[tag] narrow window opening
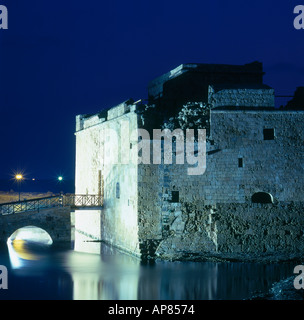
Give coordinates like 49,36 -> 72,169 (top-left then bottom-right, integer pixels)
263,128 -> 275,140
116,182 -> 120,199
170,191 -> 179,203
98,170 -> 102,198
238,158 -> 243,168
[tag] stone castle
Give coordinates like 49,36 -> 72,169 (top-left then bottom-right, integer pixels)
74,62 -> 304,261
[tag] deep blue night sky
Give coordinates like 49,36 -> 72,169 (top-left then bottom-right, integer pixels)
0,0 -> 303,181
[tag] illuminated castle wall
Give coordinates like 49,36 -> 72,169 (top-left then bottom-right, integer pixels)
75,62 -> 304,261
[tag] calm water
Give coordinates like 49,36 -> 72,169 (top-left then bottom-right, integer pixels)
0,240 -> 296,300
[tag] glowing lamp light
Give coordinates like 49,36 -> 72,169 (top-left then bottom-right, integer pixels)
58,176 -> 63,181
14,173 -> 24,202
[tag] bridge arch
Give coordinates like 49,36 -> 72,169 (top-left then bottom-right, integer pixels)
8,226 -> 53,245
5,222 -> 58,245
0,207 -> 72,243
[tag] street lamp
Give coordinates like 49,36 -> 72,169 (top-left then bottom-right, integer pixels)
15,174 -> 23,202
57,176 -> 64,196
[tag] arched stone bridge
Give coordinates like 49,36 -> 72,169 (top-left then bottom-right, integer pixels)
0,195 -> 102,243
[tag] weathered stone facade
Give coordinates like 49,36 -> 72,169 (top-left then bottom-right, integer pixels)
75,62 -> 304,261
208,85 -> 275,108
75,103 -> 140,256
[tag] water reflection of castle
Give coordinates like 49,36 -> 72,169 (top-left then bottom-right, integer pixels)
70,256 -> 291,300
7,240 -> 293,300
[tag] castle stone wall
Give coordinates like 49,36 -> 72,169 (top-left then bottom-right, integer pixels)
137,110 -> 304,260
75,101 -> 304,261
209,110 -> 304,203
75,106 -> 140,257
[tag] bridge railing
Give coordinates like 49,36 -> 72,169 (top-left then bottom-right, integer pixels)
0,196 -> 63,215
0,194 -> 103,215
63,194 -> 102,208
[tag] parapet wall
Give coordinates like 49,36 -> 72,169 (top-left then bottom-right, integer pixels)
208,85 -> 275,108
76,100 -> 136,132
148,61 -> 264,101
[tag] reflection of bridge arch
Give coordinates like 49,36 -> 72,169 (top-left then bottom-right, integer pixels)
0,207 -> 72,243
8,226 -> 53,245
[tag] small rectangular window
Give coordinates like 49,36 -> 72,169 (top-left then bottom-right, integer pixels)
238,158 -> 243,168
170,191 -> 179,203
263,128 -> 275,140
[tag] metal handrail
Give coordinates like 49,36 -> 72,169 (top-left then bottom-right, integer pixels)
0,194 -> 103,215
63,194 -> 102,208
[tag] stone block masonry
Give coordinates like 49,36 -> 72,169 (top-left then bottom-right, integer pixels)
75,102 -> 141,257
209,110 -> 304,203
75,62 -> 304,261
75,107 -> 304,261
137,109 -> 304,261
0,207 -> 72,243
216,202 -> 304,255
208,85 -> 275,108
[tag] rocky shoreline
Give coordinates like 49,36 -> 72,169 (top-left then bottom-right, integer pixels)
250,276 -> 304,300
155,250 -> 304,264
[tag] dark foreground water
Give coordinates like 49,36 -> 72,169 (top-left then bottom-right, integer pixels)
0,241 -> 296,300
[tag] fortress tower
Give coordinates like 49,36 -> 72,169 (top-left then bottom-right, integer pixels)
75,62 -> 304,261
